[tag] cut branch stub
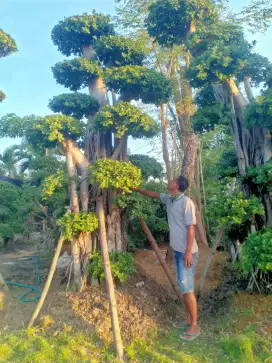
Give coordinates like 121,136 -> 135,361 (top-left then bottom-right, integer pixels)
51,12 -> 115,57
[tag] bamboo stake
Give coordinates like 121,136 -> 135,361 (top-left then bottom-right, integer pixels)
96,197 -> 124,362
197,226 -> 225,298
138,217 -> 183,302
28,235 -> 64,328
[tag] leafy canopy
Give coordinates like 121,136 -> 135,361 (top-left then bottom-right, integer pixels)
94,102 -> 158,138
244,88 -> 272,130
35,114 -> 85,143
236,52 -> 272,86
0,114 -> 39,138
245,162 -> 272,193
90,159 -> 142,194
51,12 -> 115,56
0,182 -> 40,240
192,103 -> 230,133
129,154 -> 164,180
94,35 -> 146,66
58,212 -> 98,241
104,66 -> 171,105
48,93 -> 99,120
209,191 -> 264,225
89,250 -> 136,282
147,0 -> 218,47
52,58 -> 102,92
0,29 -> 17,58
241,228 -> 272,273
0,91 -> 5,103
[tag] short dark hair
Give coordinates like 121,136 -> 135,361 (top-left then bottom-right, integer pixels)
176,175 -> 189,192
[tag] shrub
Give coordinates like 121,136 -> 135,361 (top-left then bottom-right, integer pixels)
241,228 -> 272,273
88,250 -> 136,282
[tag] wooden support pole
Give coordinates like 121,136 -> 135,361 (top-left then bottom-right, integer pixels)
28,235 -> 64,328
96,197 -> 124,362
197,226 -> 225,298
138,217 -> 183,302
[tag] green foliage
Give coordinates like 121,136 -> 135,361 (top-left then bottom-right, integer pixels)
236,53 -> 272,86
117,181 -> 168,249
245,162 -> 272,193
52,58 -> 102,92
0,145 -> 22,178
240,0 -> 272,34
0,90 -> 5,103
58,212 -> 98,241
104,66 -> 171,105
35,114 -> 85,143
0,29 -> 17,58
217,150 -> 239,179
0,114 -> 39,138
192,103 -> 231,133
51,12 -> 115,57
187,43 -> 249,88
244,88 -> 272,129
48,93 -> 99,120
94,35 -> 146,66
147,0 -> 218,47
209,191 -> 264,225
129,154 -> 164,180
94,102 -> 158,138
187,21 -> 252,87
0,182 -> 40,241
42,171 -> 66,200
89,250 -> 136,282
241,228 -> 272,273
90,159 -> 142,194
194,85 -> 216,107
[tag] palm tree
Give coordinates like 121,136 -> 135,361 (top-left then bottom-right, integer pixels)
0,145 -> 21,178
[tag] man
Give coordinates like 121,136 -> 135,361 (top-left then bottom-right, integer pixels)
133,175 -> 200,341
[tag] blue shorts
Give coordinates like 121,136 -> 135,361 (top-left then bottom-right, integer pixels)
174,251 -> 199,294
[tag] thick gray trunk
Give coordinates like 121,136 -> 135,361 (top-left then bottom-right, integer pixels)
243,76 -> 255,103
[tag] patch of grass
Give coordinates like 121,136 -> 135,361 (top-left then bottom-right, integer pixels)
0,293 -> 271,362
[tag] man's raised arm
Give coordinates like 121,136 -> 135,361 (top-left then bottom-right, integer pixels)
133,188 -> 160,199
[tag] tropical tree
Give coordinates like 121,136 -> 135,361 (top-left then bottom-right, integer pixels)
0,29 -> 17,102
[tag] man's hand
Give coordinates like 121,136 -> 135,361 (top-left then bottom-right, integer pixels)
184,251 -> 193,268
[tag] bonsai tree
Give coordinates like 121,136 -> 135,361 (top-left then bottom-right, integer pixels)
21,11 -> 170,289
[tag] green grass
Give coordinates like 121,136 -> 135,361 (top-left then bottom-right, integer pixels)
0,294 -> 271,363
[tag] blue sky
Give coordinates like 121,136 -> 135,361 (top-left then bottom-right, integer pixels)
0,0 -> 271,153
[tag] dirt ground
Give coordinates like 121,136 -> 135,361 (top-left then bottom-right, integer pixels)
0,241 -> 227,344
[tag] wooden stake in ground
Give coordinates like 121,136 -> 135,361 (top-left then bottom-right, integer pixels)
138,217 -> 183,302
197,226 -> 225,298
28,235 -> 64,328
96,197 -> 124,362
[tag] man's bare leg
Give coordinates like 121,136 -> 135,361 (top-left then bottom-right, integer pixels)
183,292 -> 200,334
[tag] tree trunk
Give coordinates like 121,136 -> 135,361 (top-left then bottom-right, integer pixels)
243,76 -> 255,102
65,147 -> 82,290
160,103 -> 172,180
197,227 -> 225,298
96,197 -> 124,361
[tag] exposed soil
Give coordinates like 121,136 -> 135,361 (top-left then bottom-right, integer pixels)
0,240 -> 228,344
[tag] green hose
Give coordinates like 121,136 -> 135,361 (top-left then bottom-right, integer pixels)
5,256 -> 41,303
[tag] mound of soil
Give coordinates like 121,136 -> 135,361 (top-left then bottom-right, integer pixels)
67,273 -> 183,345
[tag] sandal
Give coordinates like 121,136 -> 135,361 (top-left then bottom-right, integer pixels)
173,322 -> 190,329
179,333 -> 201,342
